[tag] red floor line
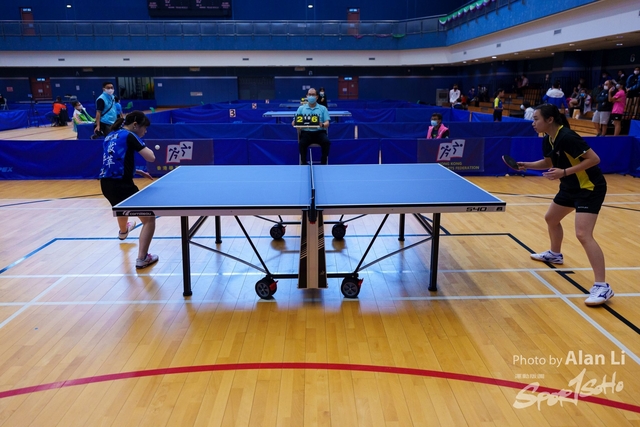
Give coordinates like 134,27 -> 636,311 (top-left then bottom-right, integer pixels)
0,362 -> 638,413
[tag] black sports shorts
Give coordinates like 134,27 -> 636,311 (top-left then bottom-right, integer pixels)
553,184 -> 607,214
100,178 -> 139,207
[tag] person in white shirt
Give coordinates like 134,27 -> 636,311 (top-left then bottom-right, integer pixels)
449,84 -> 461,105
522,101 -> 535,120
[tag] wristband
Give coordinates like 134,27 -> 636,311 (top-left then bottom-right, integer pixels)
563,169 -> 567,177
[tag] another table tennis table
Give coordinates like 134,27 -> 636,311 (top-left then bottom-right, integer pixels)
114,164 -> 505,298
263,110 -> 352,123
279,103 -> 338,109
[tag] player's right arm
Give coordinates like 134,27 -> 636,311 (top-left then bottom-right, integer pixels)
129,134 -> 155,162
520,158 -> 552,170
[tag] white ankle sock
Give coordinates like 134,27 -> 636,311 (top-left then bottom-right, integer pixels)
594,282 -> 608,287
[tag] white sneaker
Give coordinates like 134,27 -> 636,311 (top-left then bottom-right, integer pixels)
585,284 -> 614,306
136,253 -> 159,269
530,250 -> 563,264
118,221 -> 136,240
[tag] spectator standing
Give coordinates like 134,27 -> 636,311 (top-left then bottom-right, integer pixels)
114,96 -> 125,118
608,82 -> 626,136
317,87 -> 328,108
599,71 -> 612,86
426,113 -> 450,139
493,88 -> 504,122
94,81 -> 117,139
616,70 -> 625,85
449,84 -> 461,105
522,101 -> 535,121
0,94 -> 7,110
626,67 -> 640,98
543,81 -> 568,113
592,80 -> 613,137
467,87 -> 477,104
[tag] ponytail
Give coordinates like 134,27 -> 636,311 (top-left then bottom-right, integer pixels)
534,103 -> 571,129
109,110 -> 150,133
110,117 -> 125,133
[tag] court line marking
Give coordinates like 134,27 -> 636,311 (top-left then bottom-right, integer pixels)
2,293 -> 640,308
530,271 -> 640,366
0,277 -> 67,330
3,265 -> 640,280
0,362 -> 638,414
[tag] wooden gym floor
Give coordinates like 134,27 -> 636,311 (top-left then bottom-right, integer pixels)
0,125 -> 639,426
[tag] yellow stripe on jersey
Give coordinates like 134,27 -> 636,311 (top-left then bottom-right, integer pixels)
565,151 -> 594,191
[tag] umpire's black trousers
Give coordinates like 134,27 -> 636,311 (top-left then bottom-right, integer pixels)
299,130 -> 331,165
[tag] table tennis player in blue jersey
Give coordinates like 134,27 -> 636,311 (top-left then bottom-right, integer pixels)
292,88 -> 331,164
99,111 -> 159,269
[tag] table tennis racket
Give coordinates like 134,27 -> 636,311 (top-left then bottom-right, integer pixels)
502,154 -> 521,171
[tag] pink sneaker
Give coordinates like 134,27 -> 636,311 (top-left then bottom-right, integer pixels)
118,221 -> 136,240
136,254 -> 159,269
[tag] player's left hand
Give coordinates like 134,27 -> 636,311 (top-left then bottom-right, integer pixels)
542,168 -> 563,180
135,170 -> 154,180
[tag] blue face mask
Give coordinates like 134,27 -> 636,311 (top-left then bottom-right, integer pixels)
307,96 -> 317,104
430,120 -> 438,126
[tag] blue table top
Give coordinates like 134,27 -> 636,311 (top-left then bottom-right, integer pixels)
114,164 -> 505,216
279,103 -> 338,108
263,111 -> 352,118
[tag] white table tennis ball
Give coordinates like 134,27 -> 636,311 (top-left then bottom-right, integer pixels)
155,145 -> 160,150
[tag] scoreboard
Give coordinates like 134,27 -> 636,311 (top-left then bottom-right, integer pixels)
148,0 -> 232,18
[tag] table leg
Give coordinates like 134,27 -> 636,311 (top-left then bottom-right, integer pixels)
215,215 -> 222,244
181,216 -> 192,297
428,213 -> 441,292
398,214 -> 405,241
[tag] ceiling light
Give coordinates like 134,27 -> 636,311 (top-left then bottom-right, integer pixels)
616,43 -> 623,46
513,52 -> 519,55
463,61 -> 467,63
66,4 -> 72,7
576,49 -> 582,51
308,4 -> 313,8
535,49 -> 541,52
569,43 -> 574,46
491,56 -> 497,59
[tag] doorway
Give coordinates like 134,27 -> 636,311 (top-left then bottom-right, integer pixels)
20,7 -> 35,36
338,76 -> 358,100
29,77 -> 52,100
347,8 -> 360,36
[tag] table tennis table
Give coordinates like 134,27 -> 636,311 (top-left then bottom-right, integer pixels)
279,103 -> 338,109
114,164 -> 505,299
263,110 -> 352,123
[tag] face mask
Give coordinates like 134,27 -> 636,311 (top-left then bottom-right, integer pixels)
319,92 -> 324,97
307,96 -> 317,104
430,120 -> 438,126
616,84 -> 621,89
76,105 -> 83,110
580,93 -> 585,97
105,88 -> 114,95
603,85 -> 608,90
635,70 -> 640,75
520,105 -> 524,110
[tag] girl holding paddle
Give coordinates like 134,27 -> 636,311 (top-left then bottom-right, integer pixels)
514,103 -> 612,307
